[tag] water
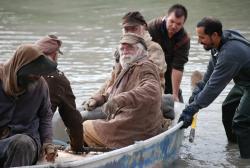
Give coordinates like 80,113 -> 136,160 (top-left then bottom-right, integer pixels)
1,0 -> 250,167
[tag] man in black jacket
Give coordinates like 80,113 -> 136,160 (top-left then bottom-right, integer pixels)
35,35 -> 84,153
148,4 -> 190,102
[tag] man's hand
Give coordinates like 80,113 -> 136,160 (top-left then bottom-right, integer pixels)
82,98 -> 97,111
171,69 -> 183,102
172,94 -> 179,102
162,94 -> 175,120
178,104 -> 200,129
42,143 -> 58,162
103,99 -> 119,119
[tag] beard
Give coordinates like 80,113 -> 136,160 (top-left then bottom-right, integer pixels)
119,46 -> 146,69
203,44 -> 214,51
201,42 -> 214,51
203,45 -> 213,51
201,37 -> 215,51
120,54 -> 138,69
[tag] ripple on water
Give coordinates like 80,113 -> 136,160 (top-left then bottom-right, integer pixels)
1,2 -> 250,167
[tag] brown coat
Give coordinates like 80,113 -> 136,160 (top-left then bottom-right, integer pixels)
96,31 -> 166,96
145,32 -> 166,92
0,44 -> 45,96
91,59 -> 163,148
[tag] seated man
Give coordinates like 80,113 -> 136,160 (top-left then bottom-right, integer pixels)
97,11 -> 166,94
0,44 -> 57,167
82,33 -> 163,148
82,11 -> 174,121
35,35 -> 84,153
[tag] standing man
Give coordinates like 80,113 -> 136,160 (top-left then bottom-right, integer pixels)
179,17 -> 250,158
0,44 -> 57,167
35,35 -> 84,153
82,33 -> 163,148
148,4 -> 190,102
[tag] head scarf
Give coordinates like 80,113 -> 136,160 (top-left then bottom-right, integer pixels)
35,35 -> 63,55
0,44 -> 56,96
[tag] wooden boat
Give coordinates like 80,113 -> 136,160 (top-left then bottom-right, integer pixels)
32,102 -> 185,168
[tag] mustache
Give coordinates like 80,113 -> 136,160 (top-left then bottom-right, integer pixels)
121,54 -> 135,58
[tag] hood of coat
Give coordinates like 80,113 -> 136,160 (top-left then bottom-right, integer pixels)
143,31 -> 152,45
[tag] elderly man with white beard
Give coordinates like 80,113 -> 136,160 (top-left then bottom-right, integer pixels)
82,33 -> 163,148
81,11 -> 176,123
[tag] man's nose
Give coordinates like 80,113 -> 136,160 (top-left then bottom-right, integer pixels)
123,50 -> 129,54
172,23 -> 177,29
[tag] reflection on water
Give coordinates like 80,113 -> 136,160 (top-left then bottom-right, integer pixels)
1,0 -> 250,167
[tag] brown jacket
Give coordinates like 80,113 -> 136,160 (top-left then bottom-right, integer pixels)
91,59 -> 163,148
96,31 -> 166,96
43,70 -> 83,152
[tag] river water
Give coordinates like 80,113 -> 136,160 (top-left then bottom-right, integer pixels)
0,0 -> 250,167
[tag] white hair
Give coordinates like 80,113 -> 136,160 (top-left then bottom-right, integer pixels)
135,43 -> 147,57
119,43 -> 147,68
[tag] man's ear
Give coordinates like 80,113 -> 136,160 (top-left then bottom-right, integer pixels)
212,32 -> 219,39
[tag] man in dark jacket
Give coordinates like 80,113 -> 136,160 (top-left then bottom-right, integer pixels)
148,4 -> 190,102
0,44 -> 57,167
35,35 -> 84,153
179,17 -> 250,158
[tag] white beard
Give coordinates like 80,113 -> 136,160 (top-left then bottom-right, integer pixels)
119,54 -> 137,69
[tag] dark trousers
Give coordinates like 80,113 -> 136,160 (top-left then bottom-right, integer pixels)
222,84 -> 250,158
164,87 -> 183,103
178,89 -> 183,103
164,69 -> 183,103
0,134 -> 37,167
81,107 -> 107,122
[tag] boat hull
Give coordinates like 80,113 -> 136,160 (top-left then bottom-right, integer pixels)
34,102 -> 185,168
73,126 -> 184,168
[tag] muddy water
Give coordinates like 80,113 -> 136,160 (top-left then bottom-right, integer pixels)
1,0 -> 250,167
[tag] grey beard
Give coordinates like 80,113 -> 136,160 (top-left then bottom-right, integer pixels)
120,53 -> 146,69
120,54 -> 135,69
